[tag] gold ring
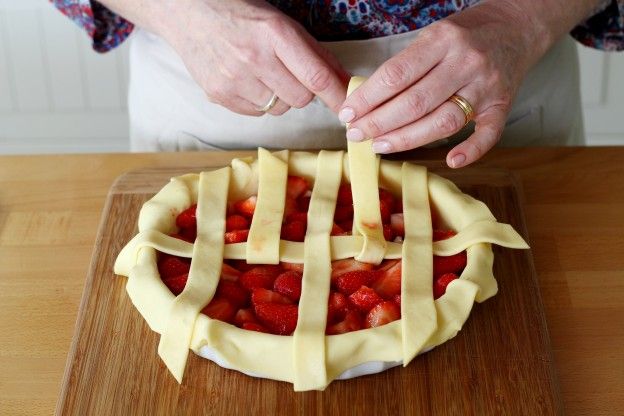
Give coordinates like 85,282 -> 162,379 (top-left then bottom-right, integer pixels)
448,94 -> 474,126
255,93 -> 279,113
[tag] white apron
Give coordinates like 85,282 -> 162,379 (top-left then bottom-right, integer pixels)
128,28 -> 584,152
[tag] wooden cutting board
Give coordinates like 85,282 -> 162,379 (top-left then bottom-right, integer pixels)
56,163 -> 563,415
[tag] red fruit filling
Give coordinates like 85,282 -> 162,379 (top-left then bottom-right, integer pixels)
158,176 -> 466,336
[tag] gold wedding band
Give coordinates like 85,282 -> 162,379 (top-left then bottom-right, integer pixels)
255,93 -> 279,113
448,94 -> 474,126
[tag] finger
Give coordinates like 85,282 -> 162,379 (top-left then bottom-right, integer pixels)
347,59 -> 472,141
266,98 -> 291,116
257,58 -> 314,109
223,96 -> 265,117
370,96 -> 473,154
274,32 -> 346,113
339,33 -> 447,123
445,105 -> 507,168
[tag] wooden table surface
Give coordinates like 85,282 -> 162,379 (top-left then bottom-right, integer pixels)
0,147 -> 622,415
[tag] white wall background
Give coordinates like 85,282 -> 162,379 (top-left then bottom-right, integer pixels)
0,0 -> 623,154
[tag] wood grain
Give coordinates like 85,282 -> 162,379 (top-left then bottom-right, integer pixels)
55,165 -> 562,415
0,148 -> 622,416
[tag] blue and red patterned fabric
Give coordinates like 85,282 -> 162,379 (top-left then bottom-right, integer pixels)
51,0 -> 623,52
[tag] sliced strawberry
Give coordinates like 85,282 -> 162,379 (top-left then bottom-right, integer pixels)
348,286 -> 383,313
337,220 -> 353,233
283,196 -> 298,219
372,260 -> 402,299
331,258 -> 374,281
286,176 -> 309,199
234,196 -> 257,218
433,252 -> 467,276
325,311 -> 362,335
326,310 -> 363,335
286,211 -> 308,224
251,287 -> 293,306
390,213 -> 405,238
179,227 -> 197,242
280,262 -> 304,273
365,301 -> 401,328
255,303 -> 299,335
393,294 -> 401,307
327,291 -> 349,324
158,255 -> 191,280
201,298 -> 236,323
273,271 -> 303,301
337,184 -> 353,205
297,195 -> 311,212
239,265 -> 282,291
176,204 -> 197,229
216,280 -> 248,308
383,224 -> 394,241
379,189 -> 395,213
433,229 -> 457,242
334,204 -> 354,223
225,214 -> 249,232
227,260 -> 256,272
281,220 -> 306,242
163,273 -> 188,296
242,322 -> 270,333
434,273 -> 459,299
335,270 -> 376,296
378,259 -> 400,273
379,199 -> 392,224
395,199 -> 403,214
234,308 -> 258,326
330,223 -> 346,236
224,229 -> 249,244
221,263 -> 241,282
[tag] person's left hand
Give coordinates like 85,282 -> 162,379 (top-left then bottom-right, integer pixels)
338,1 -> 554,168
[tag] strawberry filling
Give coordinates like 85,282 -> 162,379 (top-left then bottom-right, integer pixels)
160,176 -> 466,336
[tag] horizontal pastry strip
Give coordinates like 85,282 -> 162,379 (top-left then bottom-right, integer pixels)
115,220 -> 526,276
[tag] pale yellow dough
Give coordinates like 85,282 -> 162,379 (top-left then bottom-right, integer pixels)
113,68 -> 529,393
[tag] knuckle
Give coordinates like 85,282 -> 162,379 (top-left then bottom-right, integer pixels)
364,116 -> 383,137
305,66 -> 332,93
404,90 -> 429,118
435,111 -> 461,135
437,20 -> 468,42
397,134 -> 412,151
463,49 -> 487,71
381,60 -> 410,87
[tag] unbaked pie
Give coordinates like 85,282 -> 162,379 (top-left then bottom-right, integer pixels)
114,77 -> 528,391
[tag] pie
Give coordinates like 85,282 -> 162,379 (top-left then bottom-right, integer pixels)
114,77 -> 529,391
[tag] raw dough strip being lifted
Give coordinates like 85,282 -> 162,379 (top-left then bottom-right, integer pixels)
292,150 -> 344,391
346,76 -> 387,265
157,167 -> 230,382
246,148 -> 289,264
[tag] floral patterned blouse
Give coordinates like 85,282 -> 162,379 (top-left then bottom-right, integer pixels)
51,0 -> 623,53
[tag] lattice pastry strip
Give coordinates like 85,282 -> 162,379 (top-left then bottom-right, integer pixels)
346,77 -> 387,264
114,150 -> 530,390
157,168 -> 230,382
246,148 -> 289,264
292,150 -> 344,390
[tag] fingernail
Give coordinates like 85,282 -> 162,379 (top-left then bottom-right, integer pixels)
346,127 -> 364,142
450,153 -> 466,168
372,140 -> 391,153
339,107 -> 355,123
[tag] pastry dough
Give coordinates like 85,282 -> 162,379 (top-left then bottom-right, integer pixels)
114,150 -> 529,390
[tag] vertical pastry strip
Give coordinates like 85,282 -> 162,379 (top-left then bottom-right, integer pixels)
400,163 -> 437,363
246,148 -> 289,264
346,76 -> 387,265
157,168 -> 230,382
293,150 -> 344,391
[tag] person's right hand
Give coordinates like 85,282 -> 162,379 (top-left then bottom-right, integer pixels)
159,0 -> 349,116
